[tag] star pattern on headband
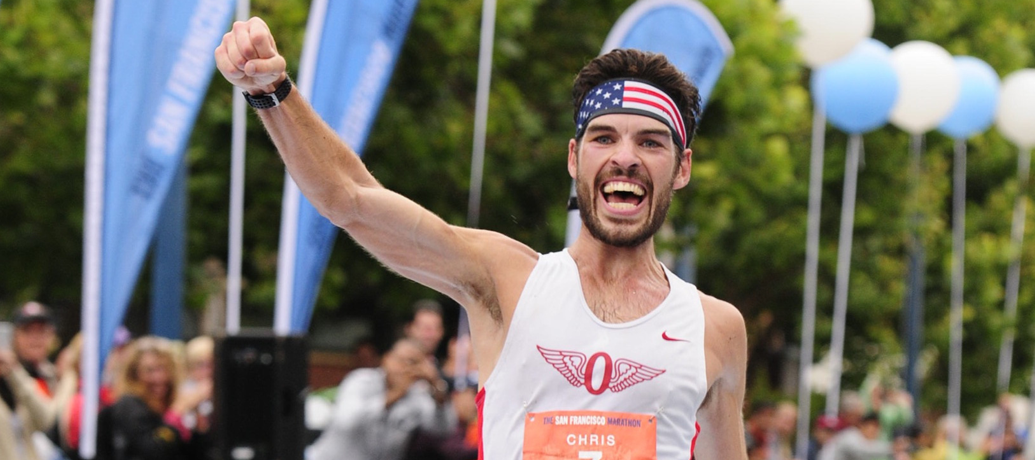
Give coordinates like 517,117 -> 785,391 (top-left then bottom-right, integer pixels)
577,81 -> 625,131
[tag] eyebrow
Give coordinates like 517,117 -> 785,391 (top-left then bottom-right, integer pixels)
638,128 -> 672,139
585,125 -> 670,138
585,124 -> 618,135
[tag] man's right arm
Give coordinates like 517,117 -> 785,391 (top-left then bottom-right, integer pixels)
214,18 -> 537,315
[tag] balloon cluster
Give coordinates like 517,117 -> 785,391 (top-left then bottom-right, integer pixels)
780,0 -> 1035,145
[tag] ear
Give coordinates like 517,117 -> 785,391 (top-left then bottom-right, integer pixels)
567,138 -> 578,180
672,148 -> 693,190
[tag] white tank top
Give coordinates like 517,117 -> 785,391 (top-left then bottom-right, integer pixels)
478,250 -> 709,460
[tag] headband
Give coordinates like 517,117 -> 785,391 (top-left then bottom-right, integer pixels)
575,79 -> 687,149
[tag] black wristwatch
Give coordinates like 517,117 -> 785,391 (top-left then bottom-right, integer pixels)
243,78 -> 292,109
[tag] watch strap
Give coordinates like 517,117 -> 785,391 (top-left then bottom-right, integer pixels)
243,78 -> 292,109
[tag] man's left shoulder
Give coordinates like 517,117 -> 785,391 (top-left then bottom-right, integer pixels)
696,292 -> 745,328
696,291 -> 747,363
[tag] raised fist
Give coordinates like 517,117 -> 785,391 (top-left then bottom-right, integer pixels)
214,17 -> 287,95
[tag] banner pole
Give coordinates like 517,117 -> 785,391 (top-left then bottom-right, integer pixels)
227,0 -> 250,335
948,139 -> 967,457
80,0 -> 115,455
997,146 -> 1031,391
795,104 -> 825,457
466,0 -> 498,229
824,133 -> 863,416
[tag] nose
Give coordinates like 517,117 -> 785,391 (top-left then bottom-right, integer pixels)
609,138 -> 641,170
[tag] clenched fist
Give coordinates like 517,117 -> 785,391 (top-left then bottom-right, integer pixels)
214,17 -> 287,95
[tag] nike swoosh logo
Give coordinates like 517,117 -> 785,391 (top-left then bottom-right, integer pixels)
662,331 -> 691,343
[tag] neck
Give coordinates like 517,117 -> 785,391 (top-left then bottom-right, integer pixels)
568,232 -> 664,282
568,232 -> 669,323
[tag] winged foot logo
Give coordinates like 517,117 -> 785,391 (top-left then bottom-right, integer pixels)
537,345 -> 665,395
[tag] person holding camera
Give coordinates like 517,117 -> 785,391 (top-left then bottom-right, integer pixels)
0,301 -> 77,460
308,338 -> 456,460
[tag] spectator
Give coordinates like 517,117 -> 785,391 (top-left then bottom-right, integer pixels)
179,336 -> 214,437
863,378 -> 914,442
839,391 -> 867,431
820,412 -> 893,460
891,424 -> 922,460
747,427 -> 770,460
404,300 -> 446,360
981,399 -> 1023,460
308,337 -> 456,460
0,301 -> 76,460
405,377 -> 479,460
769,401 -> 797,460
406,337 -> 480,460
10,302 -> 66,397
745,400 -> 776,455
913,415 -> 981,460
96,336 -> 211,460
350,336 -> 382,370
807,415 -> 841,460
60,326 -> 132,460
437,337 -> 477,393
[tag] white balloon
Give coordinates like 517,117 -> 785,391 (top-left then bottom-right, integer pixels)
779,0 -> 875,68
888,41 -> 961,134
996,69 -> 1035,148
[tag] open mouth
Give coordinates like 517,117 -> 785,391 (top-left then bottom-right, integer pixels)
601,180 -> 646,211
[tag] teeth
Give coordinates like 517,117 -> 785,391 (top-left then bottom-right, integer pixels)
609,202 -> 636,210
602,181 -> 645,196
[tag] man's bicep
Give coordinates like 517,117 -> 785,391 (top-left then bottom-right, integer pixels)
340,185 -> 533,305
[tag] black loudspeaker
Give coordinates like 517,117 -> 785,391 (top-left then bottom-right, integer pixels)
213,331 -> 308,460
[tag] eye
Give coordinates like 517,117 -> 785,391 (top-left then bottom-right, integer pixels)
642,139 -> 661,148
591,135 -> 614,144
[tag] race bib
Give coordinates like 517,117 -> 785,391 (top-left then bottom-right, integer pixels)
522,410 -> 657,459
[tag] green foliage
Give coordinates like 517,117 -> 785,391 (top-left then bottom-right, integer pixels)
0,0 -> 92,313
2,0 -> 1035,420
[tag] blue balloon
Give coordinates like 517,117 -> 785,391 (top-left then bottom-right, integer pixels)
811,39 -> 900,134
937,57 -> 1000,139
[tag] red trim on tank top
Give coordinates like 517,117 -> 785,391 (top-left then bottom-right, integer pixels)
689,421 -> 701,458
476,388 -> 486,460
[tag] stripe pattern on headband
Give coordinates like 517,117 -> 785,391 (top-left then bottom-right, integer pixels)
575,79 -> 687,149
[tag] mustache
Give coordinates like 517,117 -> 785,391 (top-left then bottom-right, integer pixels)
596,165 -> 652,190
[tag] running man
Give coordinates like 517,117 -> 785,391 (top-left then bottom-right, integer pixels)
215,17 -> 748,459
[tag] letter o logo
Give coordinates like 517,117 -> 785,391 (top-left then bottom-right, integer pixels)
584,352 -> 613,395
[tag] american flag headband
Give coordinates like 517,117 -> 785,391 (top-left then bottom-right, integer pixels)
575,78 -> 687,150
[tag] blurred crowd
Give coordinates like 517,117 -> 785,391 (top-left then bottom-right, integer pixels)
3,298 -> 1030,460
1,301 -> 214,460
0,299 -> 478,460
745,384 -> 1029,460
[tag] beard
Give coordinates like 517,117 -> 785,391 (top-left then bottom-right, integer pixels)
575,163 -> 674,248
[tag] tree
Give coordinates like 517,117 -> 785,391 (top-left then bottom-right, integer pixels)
1,0 -> 1034,420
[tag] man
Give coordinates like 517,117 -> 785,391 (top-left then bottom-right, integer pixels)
806,415 -> 840,460
913,415 -> 981,460
769,401 -> 797,460
745,401 -> 775,455
820,412 -> 893,460
308,338 -> 455,460
0,301 -> 76,460
215,17 -> 747,459
404,299 -> 446,360
9,302 -> 60,397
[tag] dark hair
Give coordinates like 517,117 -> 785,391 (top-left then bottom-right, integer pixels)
748,400 -> 776,416
572,49 -> 701,148
861,412 -> 881,424
410,298 -> 443,321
